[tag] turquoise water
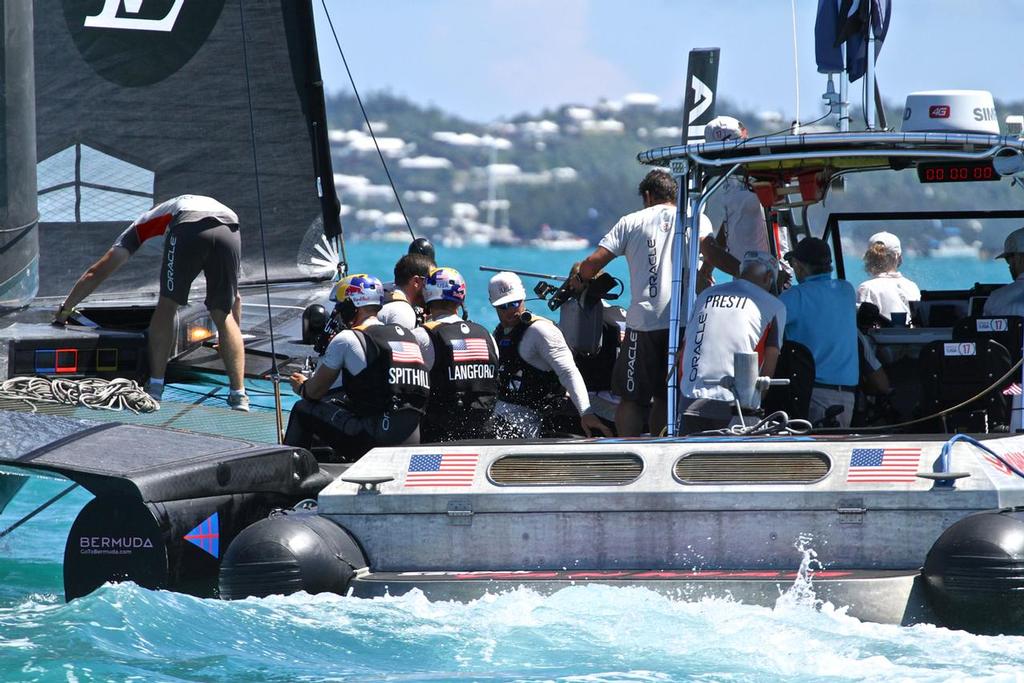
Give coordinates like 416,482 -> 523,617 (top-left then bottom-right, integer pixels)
343,241 -> 1011,330
0,246 -> 1020,681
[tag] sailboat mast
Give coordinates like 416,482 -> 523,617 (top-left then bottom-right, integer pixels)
0,0 -> 39,308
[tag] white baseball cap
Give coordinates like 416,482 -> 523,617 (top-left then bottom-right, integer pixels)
868,231 -> 902,256
996,227 -> 1024,259
488,271 -> 526,306
704,116 -> 746,142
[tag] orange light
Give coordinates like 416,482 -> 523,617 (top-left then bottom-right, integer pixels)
187,325 -> 214,343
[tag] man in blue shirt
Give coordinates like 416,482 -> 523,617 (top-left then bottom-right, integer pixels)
780,237 -> 858,427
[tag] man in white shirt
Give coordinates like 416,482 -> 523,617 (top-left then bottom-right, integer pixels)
488,272 -> 611,439
984,227 -> 1024,317
680,251 -> 787,432
576,169 -> 729,436
53,195 -> 248,410
856,231 -> 921,323
378,252 -> 434,329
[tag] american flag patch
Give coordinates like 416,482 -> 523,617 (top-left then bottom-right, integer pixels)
405,453 -> 479,487
451,337 -> 491,362
1003,382 -> 1022,396
847,447 -> 921,483
389,340 -> 423,364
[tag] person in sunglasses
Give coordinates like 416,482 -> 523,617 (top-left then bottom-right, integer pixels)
488,272 -> 612,439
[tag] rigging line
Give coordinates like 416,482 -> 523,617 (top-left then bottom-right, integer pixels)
319,0 -> 416,240
790,0 -> 800,130
0,483 -> 79,540
237,3 -> 280,381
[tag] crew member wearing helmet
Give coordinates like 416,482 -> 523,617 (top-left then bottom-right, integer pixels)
412,267 -> 499,442
488,272 -> 612,438
285,274 -> 430,460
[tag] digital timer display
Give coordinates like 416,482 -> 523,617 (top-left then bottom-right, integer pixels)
917,161 -> 1001,183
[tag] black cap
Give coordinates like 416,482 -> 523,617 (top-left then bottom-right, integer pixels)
784,237 -> 832,267
408,237 -> 436,262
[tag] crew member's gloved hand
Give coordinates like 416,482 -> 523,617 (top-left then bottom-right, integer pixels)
580,412 -> 613,438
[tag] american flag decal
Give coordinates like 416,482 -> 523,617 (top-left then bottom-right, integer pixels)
847,447 -> 921,483
451,337 -> 491,362
405,453 -> 479,487
389,340 -> 423,364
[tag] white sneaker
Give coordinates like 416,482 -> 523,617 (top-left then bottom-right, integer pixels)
228,392 -> 250,412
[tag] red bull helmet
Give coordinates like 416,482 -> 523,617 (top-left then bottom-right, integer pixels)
330,273 -> 383,308
424,267 -> 467,304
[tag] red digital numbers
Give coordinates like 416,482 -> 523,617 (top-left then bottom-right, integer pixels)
918,162 -> 999,183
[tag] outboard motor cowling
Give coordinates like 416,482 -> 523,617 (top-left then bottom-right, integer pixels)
219,507 -> 366,599
923,508 -> 1024,635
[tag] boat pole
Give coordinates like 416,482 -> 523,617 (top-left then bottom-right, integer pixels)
866,12 -> 876,129
665,160 -> 691,437
0,0 -> 40,309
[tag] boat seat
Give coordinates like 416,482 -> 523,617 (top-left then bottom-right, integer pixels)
953,315 -> 1024,361
762,341 -> 814,421
919,338 -> 1013,433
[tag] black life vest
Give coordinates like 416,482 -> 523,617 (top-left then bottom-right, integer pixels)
423,319 -> 498,416
342,323 -> 430,415
493,313 -> 565,410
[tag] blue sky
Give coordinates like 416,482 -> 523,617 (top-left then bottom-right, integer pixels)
313,0 -> 1024,123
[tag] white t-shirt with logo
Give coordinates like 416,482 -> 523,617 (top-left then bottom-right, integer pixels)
598,204 -> 712,332
704,177 -> 770,260
856,272 -> 921,321
681,279 -> 787,402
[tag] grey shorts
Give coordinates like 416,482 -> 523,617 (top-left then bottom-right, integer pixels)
159,218 -> 240,312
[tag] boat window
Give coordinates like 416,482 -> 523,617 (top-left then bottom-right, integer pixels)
674,451 -> 831,485
488,453 -> 643,486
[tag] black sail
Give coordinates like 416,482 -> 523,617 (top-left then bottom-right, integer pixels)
33,0 -> 341,299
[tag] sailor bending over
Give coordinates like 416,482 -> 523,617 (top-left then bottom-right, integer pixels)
286,274 -> 429,461
489,272 -> 611,439
412,267 -> 499,442
680,251 -> 786,433
576,169 -> 728,436
54,194 -> 248,410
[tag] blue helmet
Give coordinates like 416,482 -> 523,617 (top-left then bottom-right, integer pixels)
330,273 -> 383,308
424,267 -> 466,304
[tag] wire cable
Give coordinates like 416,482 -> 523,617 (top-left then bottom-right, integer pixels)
238,3 -> 285,441
0,483 -> 79,540
319,0 -> 416,240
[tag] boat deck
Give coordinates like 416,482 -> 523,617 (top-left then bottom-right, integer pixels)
0,380 -> 290,444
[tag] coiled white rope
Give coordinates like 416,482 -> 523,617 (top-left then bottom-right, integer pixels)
0,376 -> 159,413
